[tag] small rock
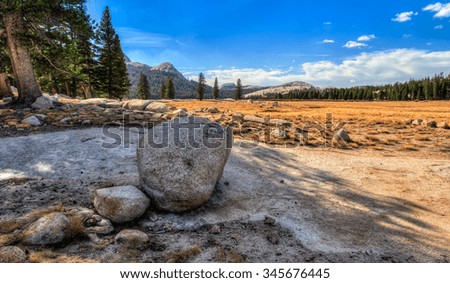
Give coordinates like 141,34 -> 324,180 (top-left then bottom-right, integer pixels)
94,185 -> 150,223
31,96 -> 53,109
67,207 -> 114,235
269,119 -> 291,127
411,119 -> 423,126
60,117 -> 71,124
210,225 -> 221,234
421,120 -> 437,128
123,100 -> 152,111
267,232 -> 279,245
173,108 -> 188,117
264,216 -> 276,226
0,246 -> 27,263
271,129 -> 287,139
34,114 -> 47,121
207,107 -> 220,114
22,212 -> 70,245
437,122 -> 449,129
115,229 -> 149,248
224,181 -> 230,186
232,113 -> 244,123
81,120 -> 92,125
334,128 -> 351,142
2,97 -> 13,102
405,119 -> 413,125
243,115 -> 267,124
22,116 -> 41,126
272,102 -> 279,107
145,102 -> 169,113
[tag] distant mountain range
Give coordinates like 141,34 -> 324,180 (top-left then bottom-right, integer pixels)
126,59 -> 314,99
243,81 -> 315,99
127,61 -> 208,99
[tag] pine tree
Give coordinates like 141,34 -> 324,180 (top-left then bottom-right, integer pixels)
95,6 -> 129,99
160,80 -> 166,99
212,77 -> 219,99
137,72 -> 150,99
197,72 -> 206,100
0,1 -> 90,105
235,79 -> 242,100
165,77 -> 175,99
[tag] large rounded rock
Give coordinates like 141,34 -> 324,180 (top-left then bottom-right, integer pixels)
94,186 -> 150,223
137,117 -> 233,212
0,246 -> 27,263
22,212 -> 70,245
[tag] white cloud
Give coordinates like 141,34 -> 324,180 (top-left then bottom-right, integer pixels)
197,49 -> 450,88
322,39 -> 335,43
423,2 -> 450,18
343,41 -> 368,48
324,21 -> 332,25
117,27 -> 171,47
435,24 -> 444,29
357,34 -> 376,41
392,11 -> 418,22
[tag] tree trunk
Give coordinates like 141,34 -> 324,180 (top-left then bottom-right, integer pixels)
0,73 -> 13,98
65,81 -> 71,97
2,10 -> 41,105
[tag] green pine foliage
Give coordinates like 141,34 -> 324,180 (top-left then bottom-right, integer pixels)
165,77 -> 175,99
137,72 -> 150,99
235,78 -> 242,100
197,72 -> 206,100
94,6 -> 129,99
213,77 -> 219,99
160,80 -> 167,99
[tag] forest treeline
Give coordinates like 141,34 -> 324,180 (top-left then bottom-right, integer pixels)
279,74 -> 450,101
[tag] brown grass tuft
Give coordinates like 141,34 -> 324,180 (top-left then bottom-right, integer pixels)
166,245 -> 202,263
29,250 -> 98,263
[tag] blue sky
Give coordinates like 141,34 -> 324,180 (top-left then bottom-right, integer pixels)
87,0 -> 450,87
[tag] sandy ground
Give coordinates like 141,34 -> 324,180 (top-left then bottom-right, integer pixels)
0,127 -> 449,263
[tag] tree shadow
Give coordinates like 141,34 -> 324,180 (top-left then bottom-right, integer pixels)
200,140 -> 449,262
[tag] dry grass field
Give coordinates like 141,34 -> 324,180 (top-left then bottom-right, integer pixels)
167,100 -> 450,158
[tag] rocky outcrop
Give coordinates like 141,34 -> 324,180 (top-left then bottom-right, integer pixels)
137,117 -> 233,212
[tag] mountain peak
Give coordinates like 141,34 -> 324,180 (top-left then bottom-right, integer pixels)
151,62 -> 180,74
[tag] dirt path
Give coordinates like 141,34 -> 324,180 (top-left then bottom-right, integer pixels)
0,128 -> 449,262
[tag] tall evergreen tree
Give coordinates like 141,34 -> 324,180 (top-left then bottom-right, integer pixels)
212,77 -> 219,99
160,80 -> 166,99
197,72 -> 206,100
94,6 -> 129,99
235,78 -> 242,100
137,72 -> 150,99
0,1 -> 90,104
165,77 -> 175,99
